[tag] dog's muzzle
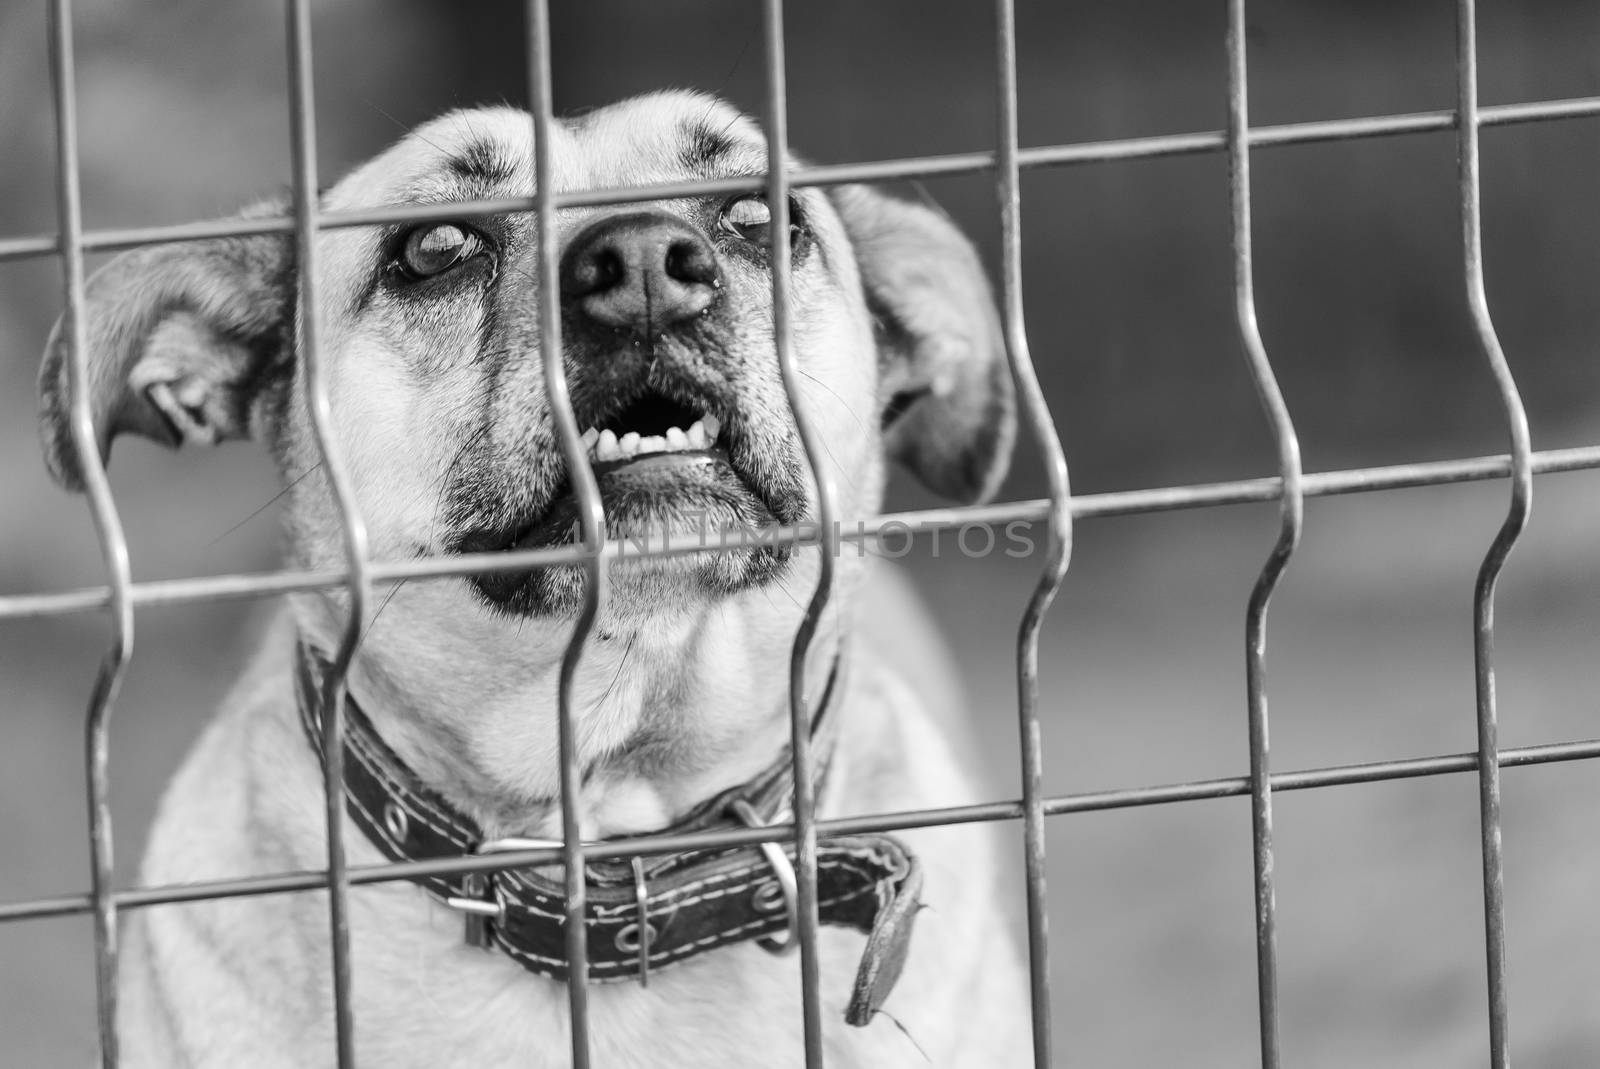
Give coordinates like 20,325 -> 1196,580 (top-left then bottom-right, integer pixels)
296,646 -> 923,1027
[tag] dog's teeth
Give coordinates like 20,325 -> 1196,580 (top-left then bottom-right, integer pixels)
591,425 -> 710,461
702,414 -> 721,444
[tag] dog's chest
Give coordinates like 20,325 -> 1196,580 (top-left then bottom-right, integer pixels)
347,927 -> 912,1069
128,868 -> 931,1068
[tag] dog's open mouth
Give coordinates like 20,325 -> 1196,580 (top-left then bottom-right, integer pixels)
455,379 -> 801,552
581,392 -> 723,472
448,364 -> 809,614
532,385 -> 784,545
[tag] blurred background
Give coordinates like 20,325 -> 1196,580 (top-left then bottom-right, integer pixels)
4,1 -> 1600,1065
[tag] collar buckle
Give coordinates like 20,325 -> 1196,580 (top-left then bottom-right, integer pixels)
445,871 -> 500,948
626,855 -> 652,986
445,837 -> 565,948
728,798 -> 800,957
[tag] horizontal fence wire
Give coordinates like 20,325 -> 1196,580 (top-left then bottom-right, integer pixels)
1,447 -> 1598,622
7,735 -> 1600,927
5,94 -> 1600,263
10,7 -> 1600,1069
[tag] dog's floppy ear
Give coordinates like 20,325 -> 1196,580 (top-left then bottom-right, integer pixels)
831,185 -> 1016,503
37,206 -> 293,491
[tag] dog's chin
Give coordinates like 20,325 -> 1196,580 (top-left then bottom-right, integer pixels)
464,452 -> 797,618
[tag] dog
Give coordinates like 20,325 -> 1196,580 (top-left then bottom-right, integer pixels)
38,91 -> 1030,1067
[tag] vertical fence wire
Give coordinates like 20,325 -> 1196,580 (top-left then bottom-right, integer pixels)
761,2 -> 829,1063
47,2 -> 137,1065
1454,2 -> 1531,1065
286,2 -> 371,1063
524,3 -> 603,1064
1225,3 -> 1305,1066
993,3 -> 1073,1065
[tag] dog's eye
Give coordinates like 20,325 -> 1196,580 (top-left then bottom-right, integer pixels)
398,223 -> 484,279
718,195 -> 772,242
721,192 -> 814,247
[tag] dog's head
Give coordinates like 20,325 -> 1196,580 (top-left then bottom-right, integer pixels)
40,91 -> 1012,617
37,92 -> 1013,819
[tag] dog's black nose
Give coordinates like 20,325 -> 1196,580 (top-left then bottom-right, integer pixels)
560,211 -> 720,332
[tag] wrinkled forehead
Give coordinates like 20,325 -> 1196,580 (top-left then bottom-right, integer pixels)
326,91 -> 770,209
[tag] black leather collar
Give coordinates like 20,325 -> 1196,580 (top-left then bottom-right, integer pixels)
295,643 -> 923,1026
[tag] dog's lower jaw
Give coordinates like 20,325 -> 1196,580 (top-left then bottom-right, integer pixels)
471,543 -> 795,619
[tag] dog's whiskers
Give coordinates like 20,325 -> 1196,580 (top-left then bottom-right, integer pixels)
877,1009 -> 931,1064
793,370 -> 861,494
351,579 -> 409,663
366,98 -> 455,163
578,632 -> 643,786
798,366 -> 867,436
205,462 -> 322,548
425,413 -> 496,549
587,631 -> 639,721
757,573 -> 808,618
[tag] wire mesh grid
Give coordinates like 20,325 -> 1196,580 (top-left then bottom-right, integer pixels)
6,0 -> 1600,1066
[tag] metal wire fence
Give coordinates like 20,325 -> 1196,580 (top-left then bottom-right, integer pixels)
5,0 -> 1600,1067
